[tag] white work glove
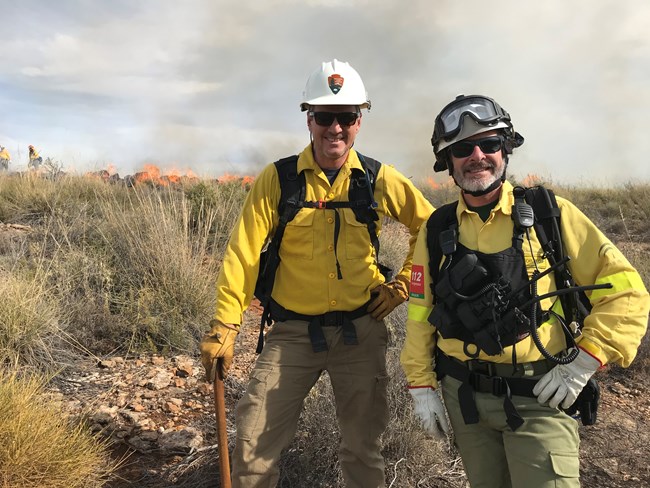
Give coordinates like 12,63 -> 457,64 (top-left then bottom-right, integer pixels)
409,387 -> 451,439
533,348 -> 601,409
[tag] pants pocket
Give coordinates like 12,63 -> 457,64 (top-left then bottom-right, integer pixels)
236,367 -> 273,441
549,450 -> 580,487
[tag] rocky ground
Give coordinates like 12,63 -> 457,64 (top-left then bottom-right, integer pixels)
46,305 -> 650,488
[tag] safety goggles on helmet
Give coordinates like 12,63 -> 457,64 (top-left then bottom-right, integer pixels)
450,136 -> 503,158
433,95 -> 511,148
308,111 -> 360,127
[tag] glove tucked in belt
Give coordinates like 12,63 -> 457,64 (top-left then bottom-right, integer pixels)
199,319 -> 240,381
368,280 -> 408,320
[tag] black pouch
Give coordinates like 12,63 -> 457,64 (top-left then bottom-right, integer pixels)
564,378 -> 600,426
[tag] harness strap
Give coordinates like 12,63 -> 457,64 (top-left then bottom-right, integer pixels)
267,298 -> 371,352
436,352 -> 553,431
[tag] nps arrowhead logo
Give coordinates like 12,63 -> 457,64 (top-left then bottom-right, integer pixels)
328,74 -> 344,94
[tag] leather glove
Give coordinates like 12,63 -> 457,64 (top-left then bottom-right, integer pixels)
533,347 -> 601,409
368,280 -> 408,320
409,387 -> 451,439
199,319 -> 239,381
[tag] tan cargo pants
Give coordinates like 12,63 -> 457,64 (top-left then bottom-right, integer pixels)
232,314 -> 389,488
441,375 -> 581,488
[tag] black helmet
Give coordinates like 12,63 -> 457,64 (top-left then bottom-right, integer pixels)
431,95 -> 524,173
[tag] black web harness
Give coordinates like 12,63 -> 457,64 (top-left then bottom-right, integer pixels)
426,185 -> 611,430
254,153 -> 384,353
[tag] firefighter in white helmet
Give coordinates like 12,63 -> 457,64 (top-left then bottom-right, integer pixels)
400,94 -> 650,487
200,59 -> 433,487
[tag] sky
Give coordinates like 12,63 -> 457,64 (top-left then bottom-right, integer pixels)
1,0 -> 649,185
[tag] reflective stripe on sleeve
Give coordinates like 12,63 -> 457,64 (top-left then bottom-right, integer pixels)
407,303 -> 432,322
590,271 -> 647,302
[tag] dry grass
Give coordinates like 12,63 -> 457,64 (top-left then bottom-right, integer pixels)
0,372 -> 120,488
0,172 -> 649,486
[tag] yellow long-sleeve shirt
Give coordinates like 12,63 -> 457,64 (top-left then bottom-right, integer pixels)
0,148 -> 10,160
401,181 -> 650,389
215,145 -> 434,325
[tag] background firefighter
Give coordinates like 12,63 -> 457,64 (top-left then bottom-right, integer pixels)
400,94 -> 650,487
28,144 -> 42,170
0,146 -> 10,170
199,59 -> 433,488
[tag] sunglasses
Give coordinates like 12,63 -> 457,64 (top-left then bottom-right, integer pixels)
309,111 -> 360,127
450,136 -> 503,158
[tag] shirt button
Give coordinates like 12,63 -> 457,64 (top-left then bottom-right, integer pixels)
328,272 -> 335,279
328,193 -> 334,199
327,217 -> 334,224
327,245 -> 334,251
330,300 -> 337,306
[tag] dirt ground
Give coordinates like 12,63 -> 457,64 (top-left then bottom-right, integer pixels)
48,300 -> 650,488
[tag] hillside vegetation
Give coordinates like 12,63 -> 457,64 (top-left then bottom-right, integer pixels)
0,171 -> 648,487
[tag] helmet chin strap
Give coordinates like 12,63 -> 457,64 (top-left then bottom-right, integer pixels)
460,177 -> 503,197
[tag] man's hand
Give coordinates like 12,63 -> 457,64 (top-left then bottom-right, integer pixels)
199,319 -> 240,381
533,347 -> 601,409
409,387 -> 451,439
368,280 -> 408,320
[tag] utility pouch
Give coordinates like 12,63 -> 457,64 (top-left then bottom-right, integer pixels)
564,378 -> 600,426
435,253 -> 490,303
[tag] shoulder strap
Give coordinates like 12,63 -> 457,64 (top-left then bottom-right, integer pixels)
426,201 -> 459,301
350,152 -> 381,258
274,155 -> 304,223
525,186 -> 589,324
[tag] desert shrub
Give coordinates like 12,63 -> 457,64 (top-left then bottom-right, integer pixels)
0,267 -> 63,369
86,187 -> 218,352
0,372 -> 118,488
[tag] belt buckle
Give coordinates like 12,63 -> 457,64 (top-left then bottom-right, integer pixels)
468,360 -> 496,376
490,376 -> 506,396
522,362 -> 535,377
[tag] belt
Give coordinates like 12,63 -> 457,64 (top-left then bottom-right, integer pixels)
436,351 -> 557,431
268,298 -> 372,353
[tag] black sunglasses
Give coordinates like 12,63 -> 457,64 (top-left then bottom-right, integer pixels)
450,136 -> 503,158
309,111 -> 360,127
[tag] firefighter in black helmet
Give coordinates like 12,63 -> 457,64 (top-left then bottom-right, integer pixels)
401,94 -> 649,487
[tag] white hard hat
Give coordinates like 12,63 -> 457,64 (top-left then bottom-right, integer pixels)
300,59 -> 371,111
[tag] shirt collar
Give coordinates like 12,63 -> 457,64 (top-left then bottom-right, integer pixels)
457,180 -> 514,217
297,144 -> 363,177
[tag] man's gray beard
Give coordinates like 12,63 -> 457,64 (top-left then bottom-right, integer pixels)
454,164 -> 505,193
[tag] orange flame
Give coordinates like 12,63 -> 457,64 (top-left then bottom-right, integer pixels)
218,173 -> 256,187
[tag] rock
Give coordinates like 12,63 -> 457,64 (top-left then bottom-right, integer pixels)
159,427 -> 203,454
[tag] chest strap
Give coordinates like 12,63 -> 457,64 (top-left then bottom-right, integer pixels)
268,299 -> 372,353
436,352 -> 555,431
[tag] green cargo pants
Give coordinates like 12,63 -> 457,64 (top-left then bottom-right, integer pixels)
441,375 -> 580,488
232,314 -> 389,488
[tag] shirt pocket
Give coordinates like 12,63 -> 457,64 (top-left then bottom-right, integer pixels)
342,208 -> 373,260
280,208 -> 314,259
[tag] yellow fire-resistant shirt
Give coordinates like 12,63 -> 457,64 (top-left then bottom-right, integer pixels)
401,181 -> 650,389
215,145 -> 434,325
0,148 -> 10,160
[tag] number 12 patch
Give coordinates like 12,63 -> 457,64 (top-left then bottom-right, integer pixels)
410,264 -> 425,299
